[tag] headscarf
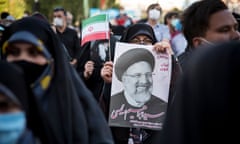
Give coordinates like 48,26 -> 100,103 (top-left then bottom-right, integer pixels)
0,61 -> 50,143
0,61 -> 27,110
120,23 -> 157,44
0,17 -> 113,144
160,41 -> 240,144
2,31 -> 53,99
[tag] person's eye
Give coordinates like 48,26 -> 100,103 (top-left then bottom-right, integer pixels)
28,47 -> 43,57
6,47 -> 20,56
218,27 -> 230,33
0,100 -> 19,112
0,101 -> 9,110
132,73 -> 141,78
144,39 -> 153,44
146,73 -> 153,78
130,39 -> 140,43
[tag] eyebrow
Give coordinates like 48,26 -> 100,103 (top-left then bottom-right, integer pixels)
132,37 -> 152,40
214,21 -> 238,30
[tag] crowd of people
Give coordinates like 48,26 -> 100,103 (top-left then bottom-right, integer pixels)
0,0 -> 240,143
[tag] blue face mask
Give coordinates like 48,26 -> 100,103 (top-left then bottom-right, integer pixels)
171,19 -> 182,31
0,112 -> 26,144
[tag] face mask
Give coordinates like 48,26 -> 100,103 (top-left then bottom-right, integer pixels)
13,60 -> 47,85
171,19 -> 182,31
0,112 -> 26,144
119,10 -> 125,15
53,17 -> 63,27
4,22 -> 12,27
148,9 -> 161,20
23,14 -> 28,17
199,38 -> 215,46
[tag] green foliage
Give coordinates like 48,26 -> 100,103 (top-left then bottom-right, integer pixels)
89,0 -> 99,8
23,0 -> 117,24
106,0 -> 120,9
0,0 -> 26,19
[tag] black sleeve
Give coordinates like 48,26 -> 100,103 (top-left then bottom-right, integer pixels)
76,42 -> 91,79
70,67 -> 114,144
73,31 -> 81,59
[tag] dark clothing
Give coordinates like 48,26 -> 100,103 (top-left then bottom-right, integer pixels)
137,18 -> 148,24
56,27 -> 81,59
109,92 -> 167,129
76,35 -> 118,121
111,25 -> 125,36
109,92 -> 167,144
168,55 -> 182,106
18,130 -> 38,144
177,48 -> 192,73
158,41 -> 240,144
1,17 -> 113,144
120,23 -> 157,44
77,35 -> 118,101
0,61 -> 43,143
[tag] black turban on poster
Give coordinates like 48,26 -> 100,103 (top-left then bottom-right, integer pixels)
114,48 -> 155,81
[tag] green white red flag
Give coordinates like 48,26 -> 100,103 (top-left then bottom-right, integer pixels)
81,14 -> 109,46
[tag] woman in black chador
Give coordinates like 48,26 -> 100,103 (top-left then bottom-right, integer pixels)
1,17 -> 113,144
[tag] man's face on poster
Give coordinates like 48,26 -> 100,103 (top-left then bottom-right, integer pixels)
122,61 -> 153,104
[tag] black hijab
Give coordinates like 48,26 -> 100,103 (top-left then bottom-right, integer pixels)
159,41 -> 240,144
0,61 -> 28,110
120,23 -> 157,44
1,17 -> 113,144
0,61 -> 52,143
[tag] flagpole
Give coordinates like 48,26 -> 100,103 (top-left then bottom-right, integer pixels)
108,34 -> 111,61
83,0 -> 89,18
107,14 -> 112,61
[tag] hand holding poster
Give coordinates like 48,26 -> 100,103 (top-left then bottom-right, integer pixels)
108,42 -> 171,130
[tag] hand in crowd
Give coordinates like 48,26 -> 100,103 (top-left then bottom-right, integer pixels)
84,60 -> 94,79
70,58 -> 78,66
153,40 -> 173,55
101,61 -> 113,83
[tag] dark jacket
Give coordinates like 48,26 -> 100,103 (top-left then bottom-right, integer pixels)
109,91 -> 167,129
177,47 -> 193,73
159,41 -> 240,144
56,27 -> 81,60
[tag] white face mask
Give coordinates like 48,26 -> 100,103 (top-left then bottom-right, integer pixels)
119,10 -> 125,15
148,9 -> 161,20
53,17 -> 63,27
199,38 -> 215,46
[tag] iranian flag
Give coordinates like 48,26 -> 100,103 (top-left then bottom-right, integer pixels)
81,14 -> 109,46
